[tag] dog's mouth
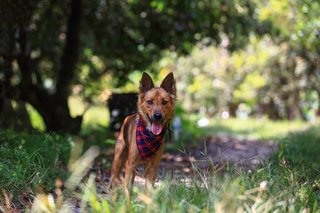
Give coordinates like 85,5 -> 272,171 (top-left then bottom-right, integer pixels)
151,121 -> 163,135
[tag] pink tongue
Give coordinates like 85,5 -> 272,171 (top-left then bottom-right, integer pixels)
151,122 -> 163,135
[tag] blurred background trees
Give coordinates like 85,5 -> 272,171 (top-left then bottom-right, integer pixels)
0,0 -> 319,133
151,0 -> 320,121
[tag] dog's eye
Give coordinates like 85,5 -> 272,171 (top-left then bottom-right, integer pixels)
162,100 -> 168,105
147,100 -> 153,105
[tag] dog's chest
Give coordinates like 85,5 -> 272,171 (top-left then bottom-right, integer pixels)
135,118 -> 166,160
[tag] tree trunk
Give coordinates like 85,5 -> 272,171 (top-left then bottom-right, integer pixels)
228,102 -> 238,117
40,101 -> 83,134
267,98 -> 281,120
317,91 -> 320,116
0,56 -> 34,130
15,0 -> 83,134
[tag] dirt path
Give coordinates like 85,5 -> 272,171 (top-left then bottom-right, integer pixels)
97,135 -> 278,187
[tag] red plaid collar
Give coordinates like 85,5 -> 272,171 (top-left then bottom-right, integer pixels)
136,118 -> 166,160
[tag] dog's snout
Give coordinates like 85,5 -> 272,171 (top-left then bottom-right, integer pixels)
153,112 -> 162,121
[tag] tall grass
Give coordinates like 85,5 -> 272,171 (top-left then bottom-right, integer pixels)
107,125 -> 319,212
3,125 -> 317,212
0,131 -> 71,210
97,126 -> 320,212
1,110 -> 319,212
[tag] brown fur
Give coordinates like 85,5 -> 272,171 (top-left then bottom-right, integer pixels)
110,72 -> 176,195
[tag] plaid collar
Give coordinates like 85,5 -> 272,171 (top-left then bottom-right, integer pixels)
136,118 -> 166,160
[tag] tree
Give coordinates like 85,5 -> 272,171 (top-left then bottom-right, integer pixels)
0,0 -> 260,133
0,0 -> 82,133
256,0 -> 320,118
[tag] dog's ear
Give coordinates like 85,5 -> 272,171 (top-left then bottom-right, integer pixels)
139,72 -> 154,92
160,72 -> 176,96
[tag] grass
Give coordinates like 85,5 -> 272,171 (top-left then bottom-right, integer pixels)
26,96 -> 312,144
23,126 -> 320,212
0,130 -> 71,209
181,114 -> 311,140
2,100 -> 320,212
1,122 -> 320,212
67,126 -> 320,212
68,96 -> 110,132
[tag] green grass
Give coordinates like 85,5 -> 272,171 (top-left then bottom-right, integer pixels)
73,126 -> 320,212
68,96 -> 110,132
181,114 -> 312,141
27,96 -> 312,143
28,125 -> 319,212
1,122 -> 319,212
0,130 -> 71,207
2,100 -> 320,212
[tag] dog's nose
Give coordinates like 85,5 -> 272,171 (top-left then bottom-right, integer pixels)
153,112 -> 162,121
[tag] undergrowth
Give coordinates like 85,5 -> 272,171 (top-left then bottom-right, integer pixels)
0,130 -> 71,208
0,126 -> 319,212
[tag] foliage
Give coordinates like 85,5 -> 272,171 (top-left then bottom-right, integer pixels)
82,0 -> 258,80
129,0 -> 320,121
138,0 -> 320,120
255,0 -> 320,119
76,0 -> 262,97
150,30 -> 320,120
1,0 -> 320,132
256,0 -> 320,50
151,36 -> 277,115
0,131 -> 71,200
0,0 -> 260,133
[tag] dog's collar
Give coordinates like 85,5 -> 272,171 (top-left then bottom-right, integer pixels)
136,118 -> 166,160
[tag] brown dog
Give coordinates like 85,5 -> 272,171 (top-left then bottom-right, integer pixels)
110,72 -> 176,194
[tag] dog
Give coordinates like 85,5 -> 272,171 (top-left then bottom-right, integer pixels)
110,72 -> 176,195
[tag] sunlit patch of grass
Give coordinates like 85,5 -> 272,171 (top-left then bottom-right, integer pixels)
26,96 -> 110,132
182,114 -> 313,140
28,95 -> 311,141
68,96 -> 114,150
68,96 -> 86,116
82,106 -> 109,130
68,96 -> 109,131
209,117 -> 311,139
26,104 -> 45,131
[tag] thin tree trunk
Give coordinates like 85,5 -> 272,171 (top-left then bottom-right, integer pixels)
228,102 -> 238,117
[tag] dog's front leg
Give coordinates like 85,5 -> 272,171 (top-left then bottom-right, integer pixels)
144,146 -> 163,190
144,162 -> 159,190
145,163 -> 158,189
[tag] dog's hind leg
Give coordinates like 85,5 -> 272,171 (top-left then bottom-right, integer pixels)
110,137 -> 127,187
124,158 -> 136,200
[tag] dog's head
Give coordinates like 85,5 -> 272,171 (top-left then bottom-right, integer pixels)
138,72 -> 176,135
